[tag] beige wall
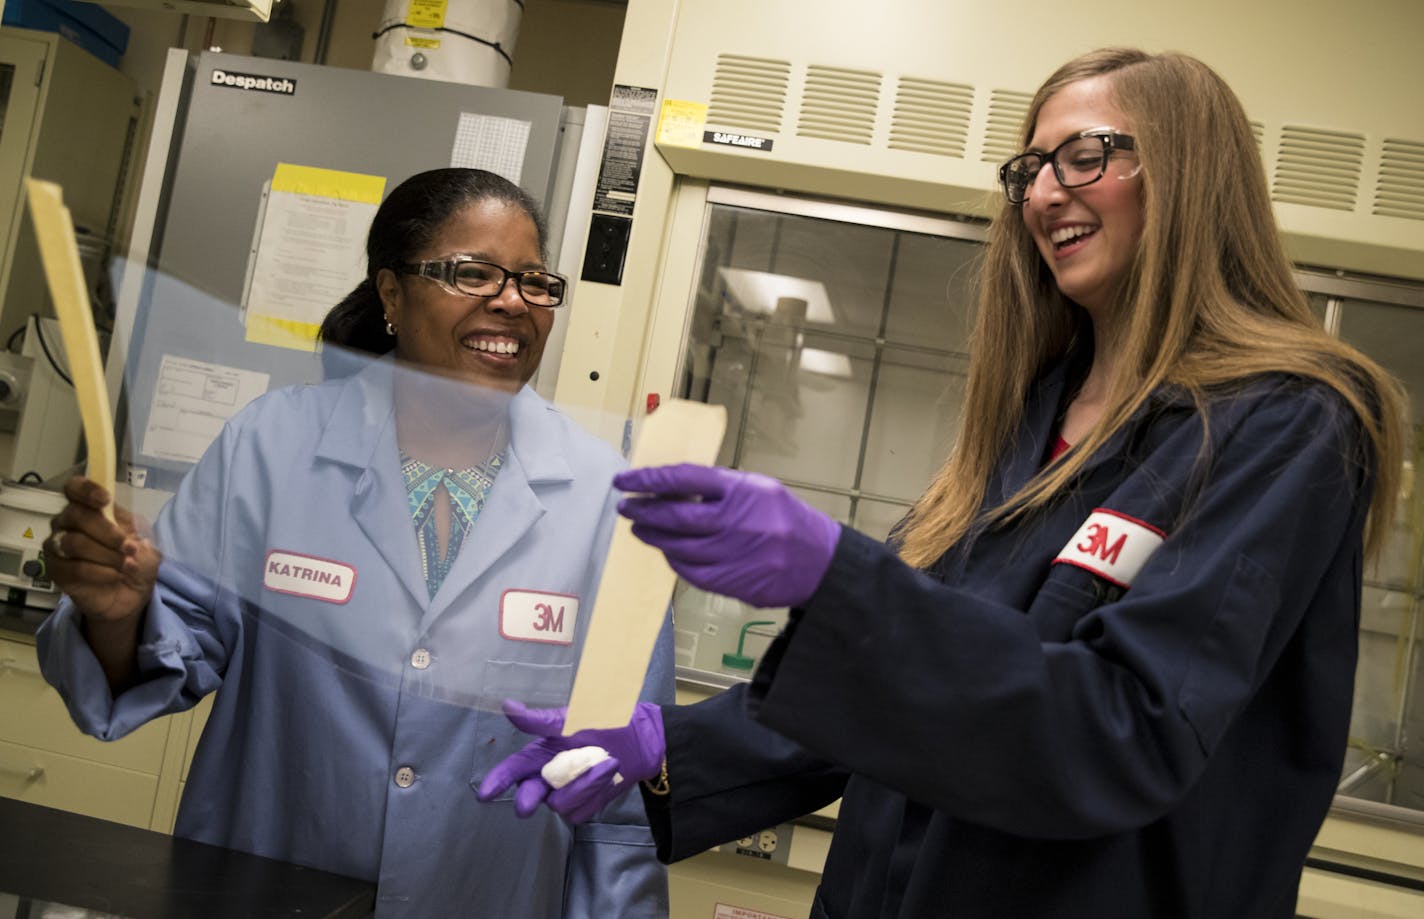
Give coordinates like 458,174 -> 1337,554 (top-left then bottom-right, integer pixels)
107,0 -> 626,109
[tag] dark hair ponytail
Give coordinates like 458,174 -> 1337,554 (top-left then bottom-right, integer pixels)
320,278 -> 392,354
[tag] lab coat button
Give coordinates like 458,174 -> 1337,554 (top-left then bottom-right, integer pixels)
394,766 -> 416,788
410,648 -> 431,669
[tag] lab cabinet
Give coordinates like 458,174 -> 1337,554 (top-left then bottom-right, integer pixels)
661,184 -> 1424,911
0,26 -> 141,349
0,631 -> 200,830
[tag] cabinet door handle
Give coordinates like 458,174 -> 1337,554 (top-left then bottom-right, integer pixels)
0,654 -> 42,677
0,758 -> 45,783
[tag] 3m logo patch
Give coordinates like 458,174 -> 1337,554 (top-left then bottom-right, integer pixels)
262,550 -> 356,604
500,590 -> 579,645
1054,508 -> 1165,589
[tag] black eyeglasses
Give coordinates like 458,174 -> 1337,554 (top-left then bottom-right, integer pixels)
998,129 -> 1138,205
400,257 -> 568,307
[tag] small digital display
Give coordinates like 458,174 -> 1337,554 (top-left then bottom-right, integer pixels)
0,547 -> 21,577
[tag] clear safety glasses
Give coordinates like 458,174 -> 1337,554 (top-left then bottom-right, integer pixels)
998,129 -> 1139,205
401,257 -> 569,307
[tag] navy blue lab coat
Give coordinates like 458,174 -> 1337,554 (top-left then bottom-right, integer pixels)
650,360 -> 1373,919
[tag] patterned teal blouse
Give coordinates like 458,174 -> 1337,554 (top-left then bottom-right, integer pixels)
400,450 -> 504,597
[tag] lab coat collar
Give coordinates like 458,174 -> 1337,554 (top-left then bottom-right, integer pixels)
505,385 -> 577,486
312,358 -> 578,482
990,346 -> 1078,505
992,340 -> 1193,505
311,358 -> 425,611
311,358 -> 579,623
312,357 -> 398,470
422,385 -> 583,625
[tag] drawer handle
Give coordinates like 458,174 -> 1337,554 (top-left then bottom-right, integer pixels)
0,654 -> 41,677
0,761 -> 45,783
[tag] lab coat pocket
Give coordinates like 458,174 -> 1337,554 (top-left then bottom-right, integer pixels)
470,658 -> 574,801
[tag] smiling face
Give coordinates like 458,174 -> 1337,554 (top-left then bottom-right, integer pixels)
1021,76 -> 1145,319
378,198 -> 553,393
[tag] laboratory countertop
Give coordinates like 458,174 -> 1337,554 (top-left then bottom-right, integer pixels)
0,798 -> 375,918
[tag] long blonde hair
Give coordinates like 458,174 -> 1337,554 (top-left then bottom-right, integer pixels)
896,48 -> 1405,568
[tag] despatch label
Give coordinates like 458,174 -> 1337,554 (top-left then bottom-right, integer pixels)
263,550 -> 356,604
1053,508 -> 1165,589
211,69 -> 297,95
500,589 -> 579,645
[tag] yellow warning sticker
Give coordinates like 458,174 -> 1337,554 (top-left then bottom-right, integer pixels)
657,100 -> 708,149
406,0 -> 447,30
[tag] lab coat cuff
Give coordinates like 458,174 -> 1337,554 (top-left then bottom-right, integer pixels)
35,591 -> 189,740
638,780 -> 676,863
35,599 -> 116,734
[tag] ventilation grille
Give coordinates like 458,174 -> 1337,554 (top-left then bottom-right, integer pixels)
1373,138 -> 1424,221
1272,126 -> 1365,211
708,54 -> 791,133
697,56 -> 1417,230
981,89 -> 1033,163
887,78 -> 974,157
796,65 -> 882,144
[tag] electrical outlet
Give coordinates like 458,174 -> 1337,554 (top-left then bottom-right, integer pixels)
580,214 -> 632,285
728,823 -> 793,864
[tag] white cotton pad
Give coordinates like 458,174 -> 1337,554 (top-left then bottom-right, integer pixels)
542,746 -> 612,789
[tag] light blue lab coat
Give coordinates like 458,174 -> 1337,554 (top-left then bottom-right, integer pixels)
38,360 -> 673,918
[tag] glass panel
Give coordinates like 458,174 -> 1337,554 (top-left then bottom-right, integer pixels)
883,234 -> 979,353
861,347 -> 966,502
676,199 -> 983,676
853,497 -> 914,544
671,583 -> 784,675
1334,296 -> 1424,812
732,330 -> 876,490
766,214 -> 895,338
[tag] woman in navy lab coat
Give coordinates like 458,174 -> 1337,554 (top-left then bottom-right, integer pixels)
479,50 -> 1407,918
36,168 -> 672,917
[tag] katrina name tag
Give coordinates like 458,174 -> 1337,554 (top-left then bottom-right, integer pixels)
500,589 -> 579,645
1054,508 -> 1165,589
263,550 -> 357,604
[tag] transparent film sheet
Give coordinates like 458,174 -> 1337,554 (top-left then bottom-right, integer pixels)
43,258 -> 724,737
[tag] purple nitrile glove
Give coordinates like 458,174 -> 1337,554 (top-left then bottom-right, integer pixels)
475,700 -> 666,824
613,464 -> 841,609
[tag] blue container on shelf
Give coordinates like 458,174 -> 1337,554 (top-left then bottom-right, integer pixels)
2,0 -> 130,68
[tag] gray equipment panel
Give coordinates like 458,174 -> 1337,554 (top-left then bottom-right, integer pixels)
125,52 -> 563,490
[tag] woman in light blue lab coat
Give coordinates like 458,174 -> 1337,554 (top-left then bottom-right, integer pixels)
36,168 -> 673,918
